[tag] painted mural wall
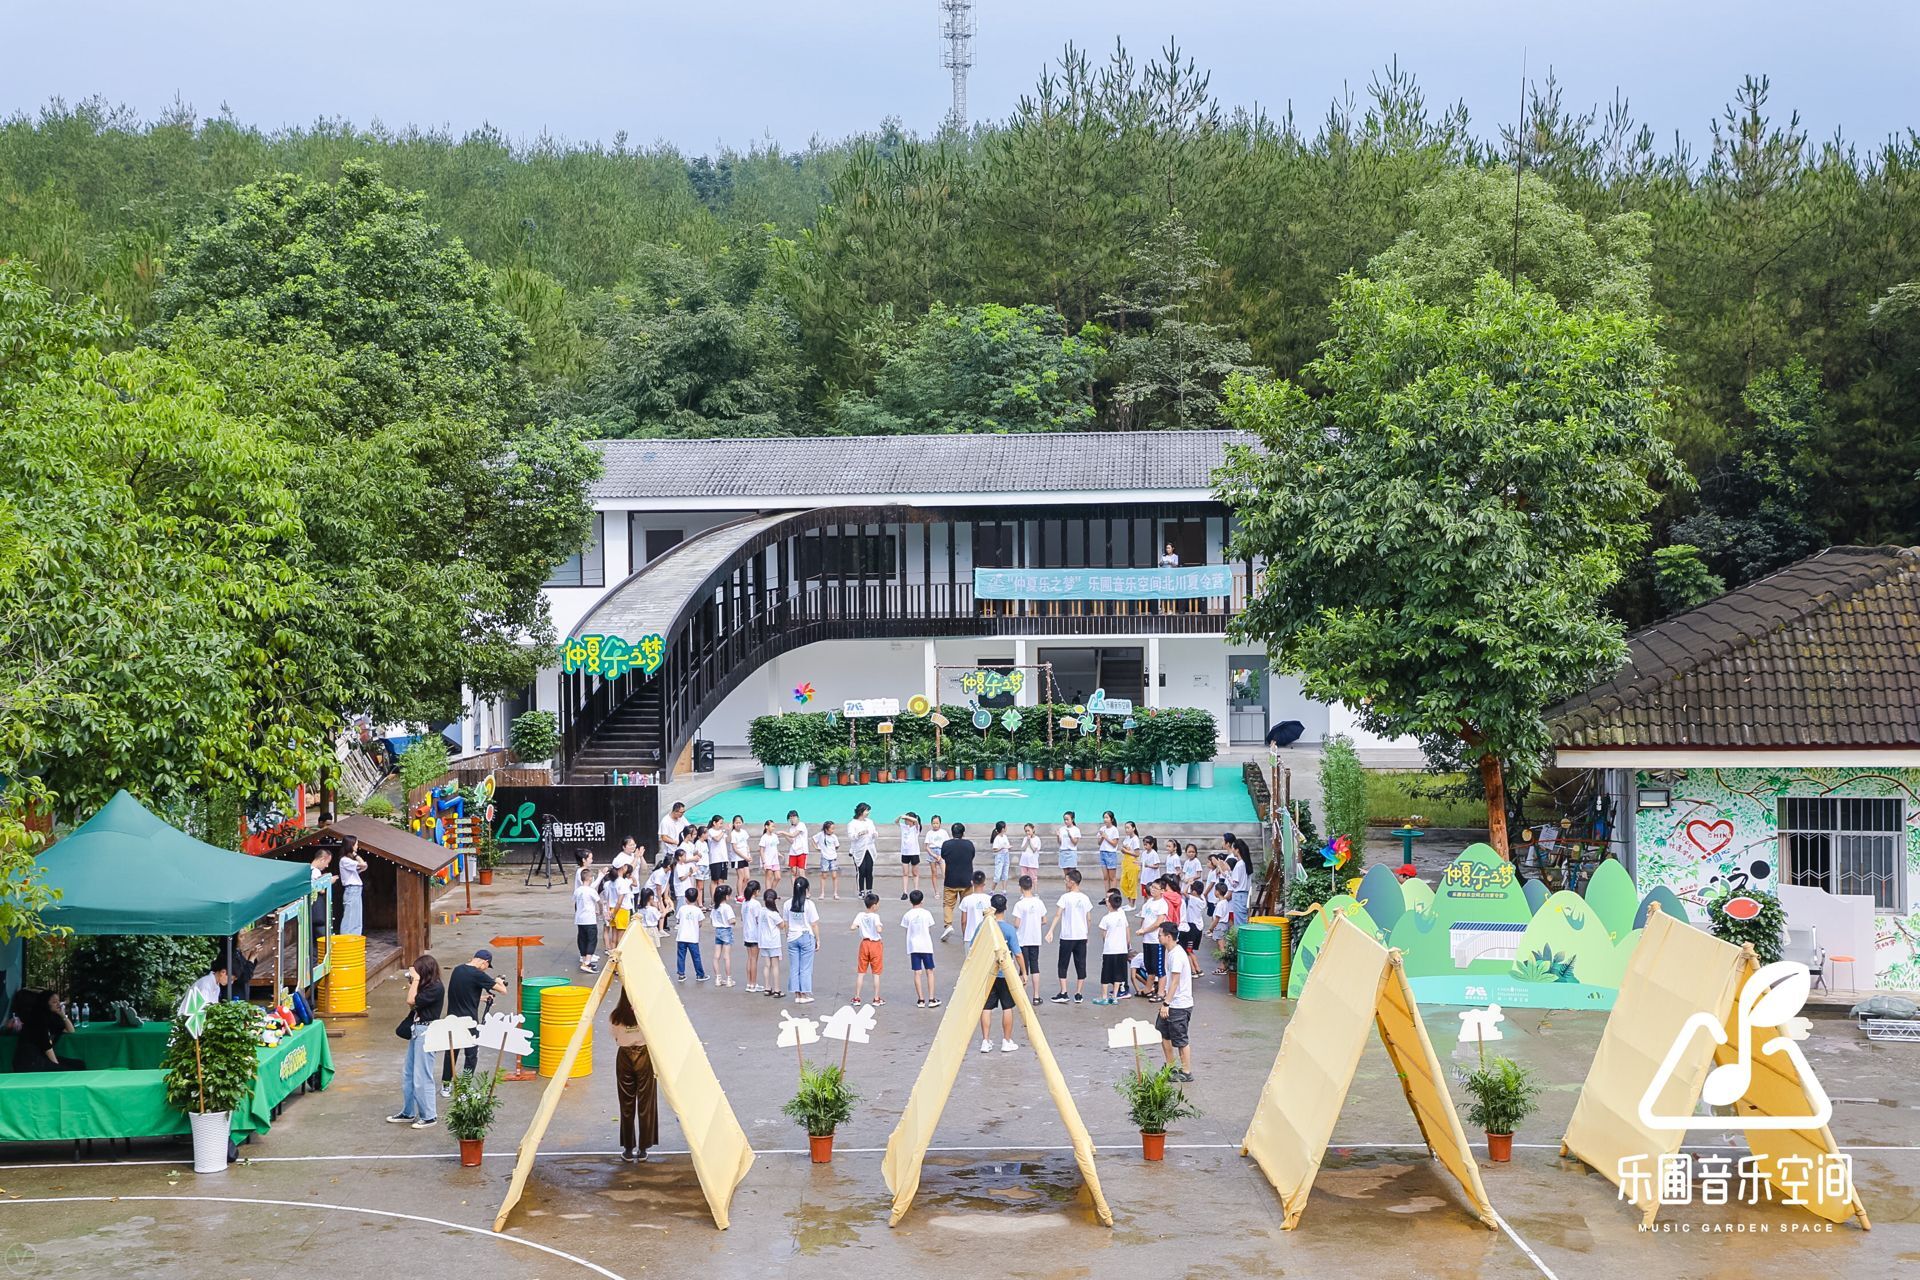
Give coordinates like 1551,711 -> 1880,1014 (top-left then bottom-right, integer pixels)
1632,766 -> 1920,988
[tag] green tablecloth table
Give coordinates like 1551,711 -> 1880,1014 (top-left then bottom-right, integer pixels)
0,1019 -> 174,1073
0,1018 -> 334,1144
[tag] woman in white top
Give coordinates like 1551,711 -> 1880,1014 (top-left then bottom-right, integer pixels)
337,846 -> 369,936
1056,811 -> 1082,873
846,803 -> 879,897
784,877 -> 822,1003
608,988 -> 656,1161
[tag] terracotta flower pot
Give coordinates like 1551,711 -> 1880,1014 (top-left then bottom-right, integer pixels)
809,1133 -> 835,1164
1486,1131 -> 1513,1162
1140,1131 -> 1166,1161
459,1138 -> 484,1168
1227,971 -> 1238,995
858,771 -> 871,785
962,766 -> 976,780
920,765 -> 933,781
818,773 -> 833,787
838,771 -> 852,785
1051,768 -> 1065,781
477,868 -> 493,886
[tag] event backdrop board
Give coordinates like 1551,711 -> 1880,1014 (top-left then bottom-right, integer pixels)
0,1018 -> 333,1144
0,1020 -> 174,1073
491,787 -> 659,863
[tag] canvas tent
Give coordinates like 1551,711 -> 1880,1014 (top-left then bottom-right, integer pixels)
881,919 -> 1112,1227
495,927 -> 756,1232
1242,912 -> 1495,1230
33,790 -> 312,936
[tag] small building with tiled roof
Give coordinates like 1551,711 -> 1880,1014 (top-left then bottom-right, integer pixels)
1547,546 -> 1920,992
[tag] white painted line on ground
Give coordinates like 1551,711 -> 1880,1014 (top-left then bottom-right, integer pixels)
0,1195 -> 627,1280
1489,1209 -> 1561,1280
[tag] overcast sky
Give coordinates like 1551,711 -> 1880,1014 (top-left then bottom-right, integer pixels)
7,1 -> 1917,154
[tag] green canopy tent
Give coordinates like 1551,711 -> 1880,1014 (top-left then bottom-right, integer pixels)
35,790 -> 311,936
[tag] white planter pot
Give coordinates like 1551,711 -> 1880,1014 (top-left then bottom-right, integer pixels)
1167,764 -> 1189,792
1191,761 -> 1215,789
189,1110 -> 231,1174
763,765 -> 780,789
776,764 -> 796,792
795,762 -> 812,789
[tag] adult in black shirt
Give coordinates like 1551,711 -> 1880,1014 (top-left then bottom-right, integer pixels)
440,948 -> 508,1091
10,991 -> 85,1072
938,822 -> 978,937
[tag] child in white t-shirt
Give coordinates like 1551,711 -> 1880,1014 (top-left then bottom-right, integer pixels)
850,893 -> 885,1006
674,887 -> 708,982
815,821 -> 842,900
957,872 -> 992,946
1010,875 -> 1047,1001
785,811 -> 809,873
990,821 -> 1013,891
1136,887 -> 1169,1000
1095,890 -> 1132,1004
902,890 -> 938,1008
710,883 -> 737,987
1019,823 -> 1042,883
1140,839 -> 1165,893
1045,868 -> 1093,1002
758,820 -> 783,890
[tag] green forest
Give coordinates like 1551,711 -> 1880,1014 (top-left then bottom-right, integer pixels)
8,48 -> 1918,578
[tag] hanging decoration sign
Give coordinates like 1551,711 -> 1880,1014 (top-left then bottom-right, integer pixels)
959,668 -> 1025,699
999,708 -> 1023,732
907,694 -> 932,717
929,712 -> 950,729
560,633 -> 666,680
1085,687 -> 1134,717
793,682 -> 816,704
875,721 -> 895,735
1059,715 -> 1080,730
971,709 -> 992,730
1121,717 -> 1138,731
842,698 -> 900,719
973,564 -> 1233,601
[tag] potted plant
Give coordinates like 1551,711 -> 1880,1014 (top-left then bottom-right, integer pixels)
1115,1064 -> 1200,1161
856,745 -> 876,785
476,830 -> 506,885
508,710 -> 560,768
446,1068 -> 506,1166
1459,1056 -> 1542,1162
1219,924 -> 1240,995
162,1002 -> 262,1174
783,1061 -> 858,1163
749,716 -> 783,789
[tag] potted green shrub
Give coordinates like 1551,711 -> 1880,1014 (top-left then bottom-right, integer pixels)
507,710 -> 560,767
856,744 -> 877,785
162,1002 -> 262,1174
1459,1056 -> 1542,1162
446,1068 -> 506,1166
1116,1064 -> 1200,1161
1219,924 -> 1240,995
1705,888 -> 1787,963
783,1061 -> 859,1163
476,827 -> 506,885
749,716 -> 782,789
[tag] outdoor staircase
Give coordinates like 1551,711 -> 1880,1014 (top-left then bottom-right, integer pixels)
567,679 -> 665,783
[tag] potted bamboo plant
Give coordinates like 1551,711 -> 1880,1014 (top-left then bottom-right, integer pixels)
446,1068 -> 507,1166
162,1001 -> 261,1174
1116,1064 -> 1199,1161
1459,1056 -> 1542,1162
1219,924 -> 1240,996
783,1061 -> 858,1163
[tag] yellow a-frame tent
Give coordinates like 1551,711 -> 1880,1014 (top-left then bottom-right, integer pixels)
493,930 -> 756,1231
1561,909 -> 1869,1229
881,919 -> 1113,1227
1241,912 -> 1496,1230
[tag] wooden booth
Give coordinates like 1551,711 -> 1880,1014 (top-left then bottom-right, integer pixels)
275,815 -> 457,984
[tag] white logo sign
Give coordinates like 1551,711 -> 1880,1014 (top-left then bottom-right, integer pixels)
1638,961 -> 1832,1131
1457,1004 -> 1505,1045
842,698 -> 900,719
819,1003 -> 878,1045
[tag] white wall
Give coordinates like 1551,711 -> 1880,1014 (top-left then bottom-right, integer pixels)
700,639 -> 934,749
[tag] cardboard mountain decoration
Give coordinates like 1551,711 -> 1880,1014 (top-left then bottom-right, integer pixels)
1561,909 -> 1870,1230
493,931 -> 756,1232
1243,912 -> 1495,1231
881,920 -> 1112,1227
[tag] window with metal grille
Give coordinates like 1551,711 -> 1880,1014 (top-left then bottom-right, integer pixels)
1779,796 -> 1905,911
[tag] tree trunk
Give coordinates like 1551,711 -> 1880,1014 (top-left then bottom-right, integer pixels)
1476,751 -> 1511,860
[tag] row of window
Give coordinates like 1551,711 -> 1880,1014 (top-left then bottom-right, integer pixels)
1779,797 -> 1907,912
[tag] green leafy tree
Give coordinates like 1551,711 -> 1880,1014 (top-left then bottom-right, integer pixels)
836,302 -> 1104,434
1650,544 -> 1727,614
1219,272 -> 1681,855
1098,214 -> 1262,429
149,163 -> 598,721
1668,357 -> 1828,586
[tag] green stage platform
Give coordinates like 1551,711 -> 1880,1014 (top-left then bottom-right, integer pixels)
685,773 -> 1258,828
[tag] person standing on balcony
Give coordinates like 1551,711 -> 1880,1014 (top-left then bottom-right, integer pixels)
1159,543 -> 1181,568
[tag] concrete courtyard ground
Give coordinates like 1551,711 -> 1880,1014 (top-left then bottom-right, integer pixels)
0,872 -> 1915,1280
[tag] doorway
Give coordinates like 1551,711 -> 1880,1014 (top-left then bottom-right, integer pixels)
1227,655 -> 1269,744
1038,647 -> 1144,708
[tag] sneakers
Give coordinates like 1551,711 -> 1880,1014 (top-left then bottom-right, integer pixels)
1115,990 -> 1133,1000
621,1146 -> 636,1162
851,997 -> 863,1005
1091,997 -> 1115,1005
980,1038 -> 993,1053
900,893 -> 909,901
1000,1039 -> 1018,1053
695,975 -> 709,982
916,999 -> 927,1008
925,997 -> 942,1008
411,1117 -> 437,1129
1049,993 -> 1070,1004
941,926 -> 954,941
439,1082 -> 452,1098
677,975 -> 687,983
872,997 -> 886,1006
386,1113 -> 415,1124
1072,993 -> 1084,1003
1170,1070 -> 1194,1082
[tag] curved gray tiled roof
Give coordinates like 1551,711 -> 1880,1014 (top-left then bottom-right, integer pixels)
574,512 -> 792,640
590,429 -> 1256,500
1548,546 -> 1920,749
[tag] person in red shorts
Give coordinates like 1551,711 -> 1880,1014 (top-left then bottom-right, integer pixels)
849,891 -> 886,1006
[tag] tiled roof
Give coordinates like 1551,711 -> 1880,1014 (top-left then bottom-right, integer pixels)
1548,546 -> 1920,749
589,430 -> 1256,500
